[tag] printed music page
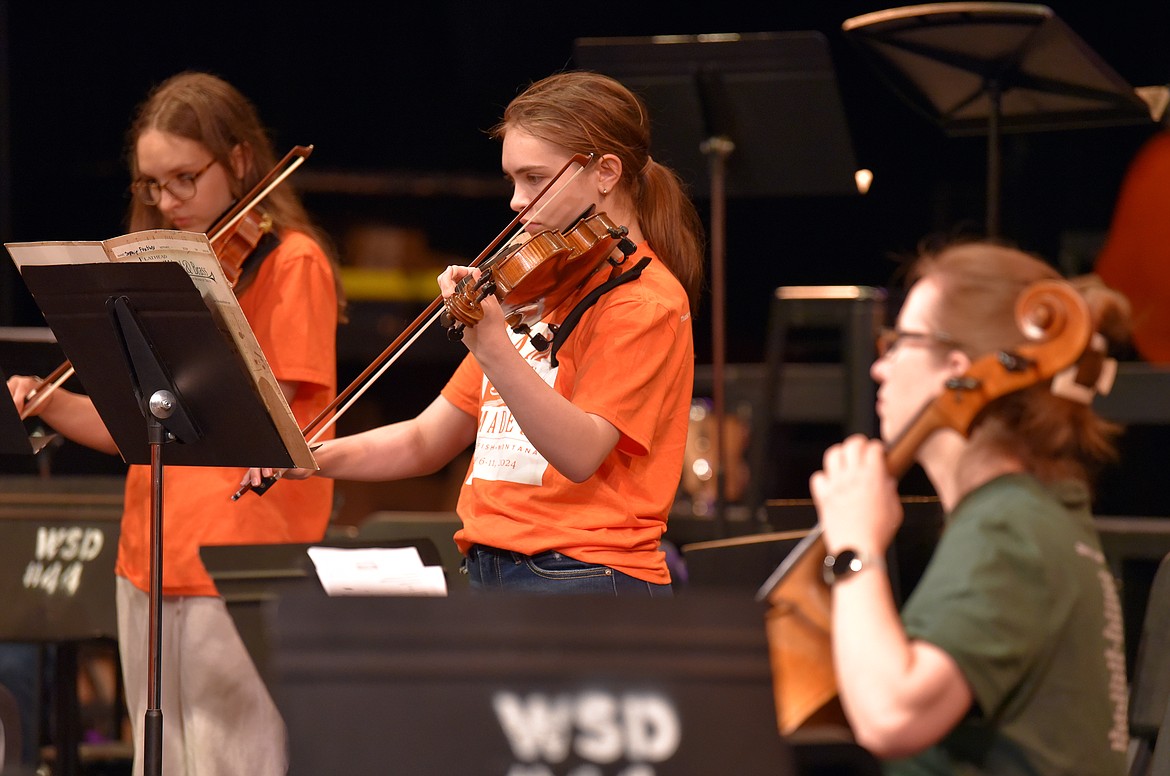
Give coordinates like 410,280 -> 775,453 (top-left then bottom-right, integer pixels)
306,546 -> 448,597
4,230 -> 313,469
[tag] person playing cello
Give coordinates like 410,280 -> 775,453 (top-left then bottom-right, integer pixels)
243,70 -> 705,594
8,71 -> 344,776
812,239 -> 1129,774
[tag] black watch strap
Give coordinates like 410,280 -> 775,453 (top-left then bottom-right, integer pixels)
822,548 -> 884,585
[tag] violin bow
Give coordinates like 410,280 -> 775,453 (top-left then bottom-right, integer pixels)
233,152 -> 596,499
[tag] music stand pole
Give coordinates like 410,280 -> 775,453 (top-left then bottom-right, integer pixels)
143,399 -> 173,776
987,79 -> 1001,238
572,32 -> 860,533
15,258 -> 312,776
109,295 -> 204,776
843,3 -> 1156,242
701,135 -> 733,534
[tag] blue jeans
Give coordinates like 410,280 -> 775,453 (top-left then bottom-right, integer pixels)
0,642 -> 42,766
462,545 -> 673,596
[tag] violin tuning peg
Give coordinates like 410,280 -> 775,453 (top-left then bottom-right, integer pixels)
477,281 -> 497,302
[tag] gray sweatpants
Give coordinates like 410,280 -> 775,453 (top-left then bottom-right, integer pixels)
116,576 -> 287,776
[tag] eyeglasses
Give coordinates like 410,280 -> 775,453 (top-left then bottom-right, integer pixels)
130,158 -> 217,206
875,326 -> 960,358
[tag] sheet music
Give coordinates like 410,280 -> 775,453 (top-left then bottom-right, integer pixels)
306,546 -> 448,597
4,230 -> 314,469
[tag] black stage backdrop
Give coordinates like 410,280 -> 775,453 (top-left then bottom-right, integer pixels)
4,1 -> 1168,355
1,1 -> 1168,511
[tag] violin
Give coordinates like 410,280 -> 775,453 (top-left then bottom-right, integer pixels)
19,145 -> 313,419
442,210 -> 631,338
757,279 -> 1093,735
212,208 -> 273,287
208,145 -> 313,287
233,152 -> 601,499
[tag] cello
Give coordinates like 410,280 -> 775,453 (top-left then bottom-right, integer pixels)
757,278 -> 1095,735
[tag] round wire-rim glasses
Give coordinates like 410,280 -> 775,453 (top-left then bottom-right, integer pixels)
130,158 -> 217,206
876,326 -> 961,358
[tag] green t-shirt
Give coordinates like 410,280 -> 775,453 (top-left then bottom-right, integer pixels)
885,474 -> 1128,776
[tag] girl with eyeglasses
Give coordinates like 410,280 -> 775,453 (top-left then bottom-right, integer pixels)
242,70 -> 705,595
9,71 -> 344,776
812,240 -> 1130,774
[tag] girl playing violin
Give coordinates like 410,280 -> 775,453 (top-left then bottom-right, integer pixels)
8,71 -> 343,776
244,70 -> 705,594
812,240 -> 1128,774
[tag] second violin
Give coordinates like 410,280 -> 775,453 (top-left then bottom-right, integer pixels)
18,144 -> 315,418
208,144 -> 313,287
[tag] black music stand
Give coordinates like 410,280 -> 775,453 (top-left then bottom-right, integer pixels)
0,496 -> 121,776
0,328 -> 64,458
0,369 -> 68,773
573,32 -> 859,530
0,368 -> 56,455
18,260 -> 310,776
842,2 -> 1155,237
266,583 -> 799,774
200,537 -> 445,690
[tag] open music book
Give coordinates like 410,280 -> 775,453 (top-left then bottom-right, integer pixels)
4,229 -> 314,469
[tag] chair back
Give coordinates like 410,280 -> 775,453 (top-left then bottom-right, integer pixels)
0,681 -> 22,769
1129,551 -> 1170,775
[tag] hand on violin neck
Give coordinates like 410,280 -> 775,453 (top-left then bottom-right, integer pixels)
453,294 -> 512,359
437,264 -> 480,298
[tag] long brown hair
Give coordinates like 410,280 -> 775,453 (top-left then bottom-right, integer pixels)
125,71 -> 345,315
491,70 -> 706,313
910,240 -> 1127,486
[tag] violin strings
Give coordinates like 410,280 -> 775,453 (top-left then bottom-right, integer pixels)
523,160 -> 591,232
468,161 -> 590,300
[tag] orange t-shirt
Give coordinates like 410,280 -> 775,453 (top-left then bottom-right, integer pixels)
1095,131 -> 1170,363
115,231 -> 338,596
439,244 -> 694,584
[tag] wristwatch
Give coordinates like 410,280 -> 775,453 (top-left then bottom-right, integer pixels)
822,549 -> 883,586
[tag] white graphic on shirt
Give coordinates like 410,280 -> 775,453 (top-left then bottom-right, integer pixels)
1077,540 -> 1129,752
466,324 -> 558,486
